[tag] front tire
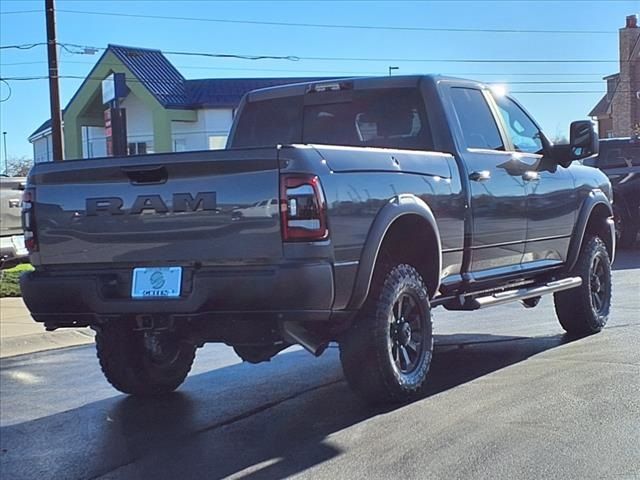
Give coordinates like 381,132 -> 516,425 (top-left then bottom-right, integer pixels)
554,235 -> 612,335
340,264 -> 433,404
95,320 -> 196,396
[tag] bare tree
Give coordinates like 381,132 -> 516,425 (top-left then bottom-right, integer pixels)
5,156 -> 33,177
548,128 -> 569,145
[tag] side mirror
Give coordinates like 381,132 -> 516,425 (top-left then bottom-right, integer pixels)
569,120 -> 598,160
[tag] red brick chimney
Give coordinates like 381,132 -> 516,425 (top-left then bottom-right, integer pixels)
613,14 -> 640,136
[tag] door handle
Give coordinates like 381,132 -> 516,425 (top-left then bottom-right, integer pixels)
522,171 -> 540,182
469,170 -> 491,182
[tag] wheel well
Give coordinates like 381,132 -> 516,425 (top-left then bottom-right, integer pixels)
374,214 -> 440,297
585,203 -> 614,258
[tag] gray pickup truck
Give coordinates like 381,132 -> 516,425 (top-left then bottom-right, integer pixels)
1,175 -> 29,269
21,76 -> 614,404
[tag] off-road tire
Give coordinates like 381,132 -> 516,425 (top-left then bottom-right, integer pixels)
554,235 -> 612,335
95,320 -> 196,396
340,263 -> 433,405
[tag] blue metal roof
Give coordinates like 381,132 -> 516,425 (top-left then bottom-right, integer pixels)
109,45 -> 328,108
184,77 -> 328,108
28,44 -> 329,138
109,44 -> 188,108
28,110 -> 65,141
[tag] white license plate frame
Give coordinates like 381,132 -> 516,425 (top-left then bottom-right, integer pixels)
131,267 -> 182,299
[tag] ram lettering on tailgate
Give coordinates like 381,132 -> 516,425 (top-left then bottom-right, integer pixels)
85,192 -> 217,216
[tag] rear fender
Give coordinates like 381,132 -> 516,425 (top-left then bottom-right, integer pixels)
346,194 -> 441,310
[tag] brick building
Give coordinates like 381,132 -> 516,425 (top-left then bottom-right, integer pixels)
589,14 -> 640,138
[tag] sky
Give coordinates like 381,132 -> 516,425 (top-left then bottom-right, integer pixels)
0,0 -> 638,160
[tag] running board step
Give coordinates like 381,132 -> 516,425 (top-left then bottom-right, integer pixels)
466,277 -> 582,310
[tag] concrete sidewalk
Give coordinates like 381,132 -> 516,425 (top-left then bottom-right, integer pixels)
0,298 -> 94,358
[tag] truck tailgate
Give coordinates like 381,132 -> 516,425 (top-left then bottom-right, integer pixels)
29,148 -> 283,266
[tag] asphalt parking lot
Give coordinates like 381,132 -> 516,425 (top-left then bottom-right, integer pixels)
0,249 -> 638,480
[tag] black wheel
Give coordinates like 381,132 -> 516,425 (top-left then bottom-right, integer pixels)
614,206 -> 638,248
95,320 -> 196,396
340,263 -> 433,404
554,235 -> 612,335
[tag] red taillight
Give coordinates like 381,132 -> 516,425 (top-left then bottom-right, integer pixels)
280,174 -> 328,242
21,188 -> 38,252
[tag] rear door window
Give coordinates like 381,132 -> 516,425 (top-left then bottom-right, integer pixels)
450,88 -> 504,150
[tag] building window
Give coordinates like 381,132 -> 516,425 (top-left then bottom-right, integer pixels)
208,135 -> 227,150
173,139 -> 187,152
128,142 -> 149,155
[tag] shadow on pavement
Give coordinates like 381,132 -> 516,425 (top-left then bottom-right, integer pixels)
0,332 -> 578,480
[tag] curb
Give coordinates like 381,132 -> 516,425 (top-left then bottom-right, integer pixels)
0,329 -> 95,359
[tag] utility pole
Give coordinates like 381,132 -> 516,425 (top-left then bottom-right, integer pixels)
2,131 -> 7,174
45,0 -> 64,161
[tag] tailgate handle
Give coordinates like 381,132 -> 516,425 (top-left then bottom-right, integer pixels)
122,166 -> 168,185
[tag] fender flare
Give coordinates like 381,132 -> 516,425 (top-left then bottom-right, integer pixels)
346,194 -> 442,310
566,190 -> 615,270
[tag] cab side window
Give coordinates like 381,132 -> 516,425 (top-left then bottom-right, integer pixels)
494,96 -> 544,154
450,88 -> 504,151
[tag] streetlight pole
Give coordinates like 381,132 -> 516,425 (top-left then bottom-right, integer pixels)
2,131 -> 7,174
388,66 -> 399,76
45,0 -> 64,162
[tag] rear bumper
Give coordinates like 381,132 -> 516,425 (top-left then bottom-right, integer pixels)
21,262 -> 336,325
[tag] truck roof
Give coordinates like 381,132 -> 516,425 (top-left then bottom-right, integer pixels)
244,74 -> 487,103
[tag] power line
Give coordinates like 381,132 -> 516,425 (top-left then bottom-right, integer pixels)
0,42 -> 47,50
60,43 -> 302,62
0,79 -> 11,102
0,75 -> 614,94
299,55 -> 617,64
0,60 -> 612,77
163,50 -> 300,62
55,8 -> 613,35
64,43 -> 621,64
0,10 -> 42,15
0,41 -> 619,64
0,72 -> 609,85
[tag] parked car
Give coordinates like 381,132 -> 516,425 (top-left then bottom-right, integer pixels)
0,175 -> 29,269
231,198 -> 279,219
583,137 -> 639,248
20,76 -> 614,404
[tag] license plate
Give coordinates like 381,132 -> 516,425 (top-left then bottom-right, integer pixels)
131,267 -> 182,299
12,235 -> 28,256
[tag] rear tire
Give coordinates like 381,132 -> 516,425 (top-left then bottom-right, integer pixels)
95,320 -> 196,396
554,235 -> 612,335
340,263 -> 433,405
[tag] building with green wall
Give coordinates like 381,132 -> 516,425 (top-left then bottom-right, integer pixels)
29,44 -> 322,162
